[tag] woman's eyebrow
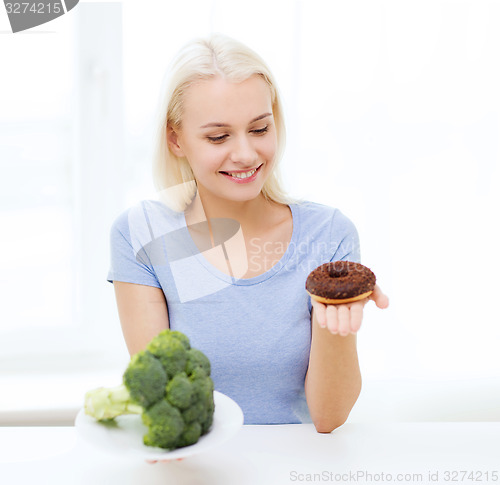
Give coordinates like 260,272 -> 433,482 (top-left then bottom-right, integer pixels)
250,112 -> 272,123
199,112 -> 272,129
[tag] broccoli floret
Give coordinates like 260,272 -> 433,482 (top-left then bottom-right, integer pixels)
166,372 -> 194,410
190,369 -> 215,433
185,348 -> 211,376
147,330 -> 188,379
123,350 -> 167,408
178,367 -> 215,433
142,400 -> 184,449
177,422 -> 202,448
168,330 -> 191,350
84,329 -> 215,450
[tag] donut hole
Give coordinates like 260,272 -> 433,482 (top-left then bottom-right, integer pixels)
327,265 -> 349,278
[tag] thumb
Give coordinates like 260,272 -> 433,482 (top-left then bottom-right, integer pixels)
370,284 -> 389,309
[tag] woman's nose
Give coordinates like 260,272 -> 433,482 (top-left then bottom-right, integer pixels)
229,135 -> 258,165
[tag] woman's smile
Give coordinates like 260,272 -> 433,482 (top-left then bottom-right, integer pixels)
219,164 -> 263,183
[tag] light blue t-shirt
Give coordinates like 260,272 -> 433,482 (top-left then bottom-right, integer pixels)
107,200 -> 360,424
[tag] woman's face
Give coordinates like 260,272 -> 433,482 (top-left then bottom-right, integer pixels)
169,75 -> 277,204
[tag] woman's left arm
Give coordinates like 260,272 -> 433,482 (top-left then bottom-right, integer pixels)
305,285 -> 389,433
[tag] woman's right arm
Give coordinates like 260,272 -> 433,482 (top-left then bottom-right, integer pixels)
113,281 -> 169,356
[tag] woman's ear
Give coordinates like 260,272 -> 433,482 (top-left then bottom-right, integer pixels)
167,124 -> 185,157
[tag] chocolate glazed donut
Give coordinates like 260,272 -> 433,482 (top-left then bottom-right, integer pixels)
306,261 -> 376,304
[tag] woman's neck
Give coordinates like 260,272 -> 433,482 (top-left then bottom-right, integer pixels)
186,188 -> 275,232
184,186 -> 293,279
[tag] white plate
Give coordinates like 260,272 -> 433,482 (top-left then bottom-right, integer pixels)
75,390 -> 244,460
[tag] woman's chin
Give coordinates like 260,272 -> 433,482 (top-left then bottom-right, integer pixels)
197,177 -> 267,206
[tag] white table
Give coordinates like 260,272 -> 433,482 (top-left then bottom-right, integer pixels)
1,422 -> 499,484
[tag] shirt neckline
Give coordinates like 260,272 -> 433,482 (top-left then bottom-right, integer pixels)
182,203 -> 300,287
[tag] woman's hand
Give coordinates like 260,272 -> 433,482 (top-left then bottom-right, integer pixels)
311,284 -> 389,336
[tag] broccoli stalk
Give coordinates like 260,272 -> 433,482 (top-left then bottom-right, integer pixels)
84,330 -> 214,450
84,384 -> 142,421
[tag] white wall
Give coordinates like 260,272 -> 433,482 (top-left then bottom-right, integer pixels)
1,0 -> 499,423
110,0 -> 500,421
119,0 -> 500,384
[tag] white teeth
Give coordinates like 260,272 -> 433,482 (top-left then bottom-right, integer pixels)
226,167 -> 257,179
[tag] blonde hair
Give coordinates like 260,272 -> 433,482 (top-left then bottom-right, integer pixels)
152,34 -> 291,211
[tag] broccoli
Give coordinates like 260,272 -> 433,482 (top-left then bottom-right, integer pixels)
84,329 -> 215,450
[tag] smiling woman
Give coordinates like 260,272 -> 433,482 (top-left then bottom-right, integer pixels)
107,34 -> 389,432
152,35 -> 289,213
1,0 -> 497,430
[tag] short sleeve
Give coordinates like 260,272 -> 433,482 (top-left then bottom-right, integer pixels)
328,210 -> 361,263
107,209 -> 161,288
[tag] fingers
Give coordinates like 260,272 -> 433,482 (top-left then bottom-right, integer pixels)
349,301 -> 364,333
336,305 -> 351,336
310,283 -> 389,336
311,299 -> 327,328
325,304 -> 339,333
312,299 -> 353,335
370,284 -> 389,309
323,301 -> 364,336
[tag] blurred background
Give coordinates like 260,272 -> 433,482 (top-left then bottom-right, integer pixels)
1,0 -> 499,425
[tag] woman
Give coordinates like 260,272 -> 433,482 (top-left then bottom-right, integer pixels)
108,34 -> 389,433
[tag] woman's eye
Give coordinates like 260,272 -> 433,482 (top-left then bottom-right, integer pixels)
207,125 -> 268,143
251,125 -> 268,135
207,134 -> 229,143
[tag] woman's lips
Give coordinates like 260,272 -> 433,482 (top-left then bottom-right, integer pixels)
219,164 -> 262,183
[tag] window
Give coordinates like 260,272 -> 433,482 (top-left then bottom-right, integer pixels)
0,3 -> 128,369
